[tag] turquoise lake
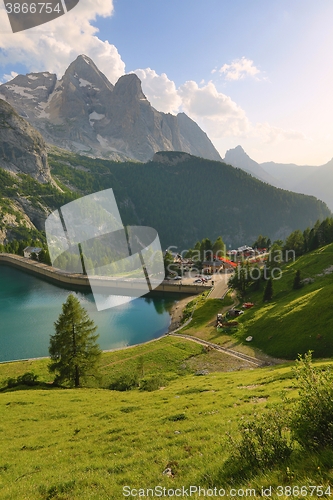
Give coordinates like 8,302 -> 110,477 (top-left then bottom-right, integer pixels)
0,265 -> 176,362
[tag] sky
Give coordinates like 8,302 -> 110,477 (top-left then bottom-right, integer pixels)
0,0 -> 332,165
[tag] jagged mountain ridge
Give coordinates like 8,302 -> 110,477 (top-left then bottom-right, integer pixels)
0,55 -> 222,163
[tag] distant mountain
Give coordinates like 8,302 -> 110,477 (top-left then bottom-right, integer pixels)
292,158 -> 333,211
260,161 -> 316,188
223,145 -> 283,187
225,146 -> 333,212
0,55 -> 222,163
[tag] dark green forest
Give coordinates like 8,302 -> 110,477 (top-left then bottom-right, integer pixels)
48,150 -> 331,249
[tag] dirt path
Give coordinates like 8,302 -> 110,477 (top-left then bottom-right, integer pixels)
169,333 -> 264,366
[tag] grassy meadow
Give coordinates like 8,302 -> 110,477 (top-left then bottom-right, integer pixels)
2,356 -> 333,499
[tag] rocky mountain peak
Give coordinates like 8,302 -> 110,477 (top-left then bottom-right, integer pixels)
113,73 -> 146,101
0,55 -> 222,163
63,54 -> 114,92
224,145 -> 282,187
224,145 -> 248,163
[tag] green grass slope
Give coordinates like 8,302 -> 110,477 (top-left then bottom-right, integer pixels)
233,243 -> 333,359
0,358 -> 297,499
2,357 -> 333,499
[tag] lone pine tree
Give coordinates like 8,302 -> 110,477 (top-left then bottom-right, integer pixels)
49,294 -> 101,387
293,269 -> 303,290
263,277 -> 273,302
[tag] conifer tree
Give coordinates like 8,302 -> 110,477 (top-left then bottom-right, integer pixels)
49,294 -> 101,387
293,269 -> 303,290
263,277 -> 273,302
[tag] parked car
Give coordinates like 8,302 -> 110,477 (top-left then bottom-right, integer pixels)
173,276 -> 182,280
194,279 -> 203,283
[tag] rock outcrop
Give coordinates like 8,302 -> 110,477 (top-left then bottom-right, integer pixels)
0,98 -> 51,183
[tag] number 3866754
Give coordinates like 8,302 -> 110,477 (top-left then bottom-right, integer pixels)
5,3 -> 61,14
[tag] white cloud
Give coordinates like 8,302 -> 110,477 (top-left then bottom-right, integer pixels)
132,70 -> 304,147
178,80 -> 251,137
133,68 -> 181,113
0,0 -> 125,83
2,70 -> 18,83
219,57 -> 260,81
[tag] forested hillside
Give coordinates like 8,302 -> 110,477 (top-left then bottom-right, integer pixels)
48,150 -> 331,249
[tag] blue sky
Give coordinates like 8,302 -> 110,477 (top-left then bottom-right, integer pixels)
0,0 -> 332,165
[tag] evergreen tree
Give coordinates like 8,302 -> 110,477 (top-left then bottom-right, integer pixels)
228,262 -> 251,298
200,238 -> 213,261
293,269 -> 303,290
39,248 -> 52,265
212,236 -> 225,258
283,229 -> 305,257
263,277 -> 273,302
163,250 -> 174,277
49,294 -> 101,387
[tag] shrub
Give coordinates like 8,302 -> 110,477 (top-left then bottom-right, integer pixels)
109,372 -> 139,391
4,372 -> 39,389
291,352 -> 333,450
5,378 -> 17,389
140,374 -> 165,392
16,372 -> 39,386
224,407 -> 292,480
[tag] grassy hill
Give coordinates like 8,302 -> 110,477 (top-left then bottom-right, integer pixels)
233,243 -> 333,359
1,266 -> 333,497
177,243 -> 333,360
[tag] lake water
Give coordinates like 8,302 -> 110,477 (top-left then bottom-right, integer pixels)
0,265 -> 176,362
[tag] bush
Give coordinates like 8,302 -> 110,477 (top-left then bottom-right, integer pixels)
4,372 -> 39,389
16,372 -> 39,386
109,372 -> 139,391
291,352 -> 333,450
5,378 -> 17,389
140,374 -> 165,392
224,407 -> 292,480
